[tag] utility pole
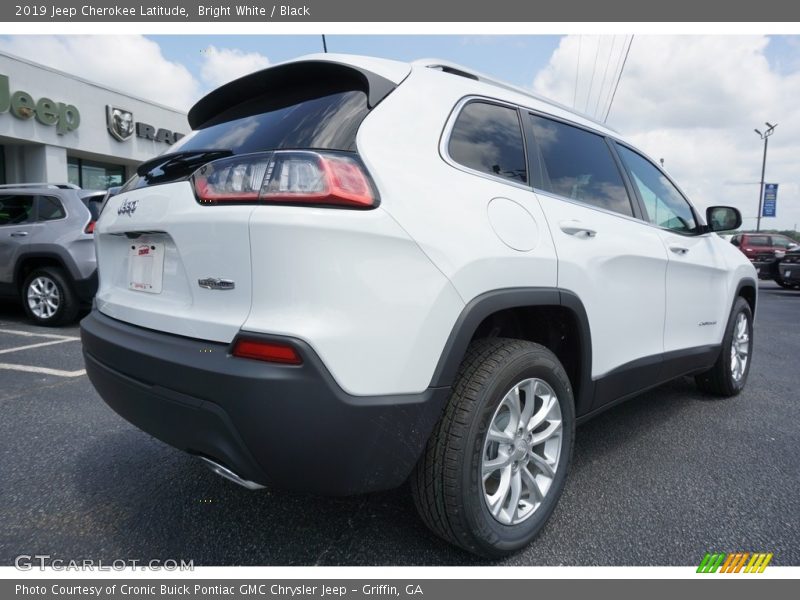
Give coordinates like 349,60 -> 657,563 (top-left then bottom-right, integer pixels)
754,122 -> 777,232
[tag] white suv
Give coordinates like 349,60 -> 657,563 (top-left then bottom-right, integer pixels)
81,54 -> 756,557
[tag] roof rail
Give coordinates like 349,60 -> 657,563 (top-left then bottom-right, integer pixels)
0,182 -> 80,190
420,60 -> 617,132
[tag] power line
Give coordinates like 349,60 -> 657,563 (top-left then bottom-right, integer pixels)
584,35 -> 602,112
600,34 -> 627,120
572,35 -> 582,109
593,35 -> 617,119
603,34 -> 634,124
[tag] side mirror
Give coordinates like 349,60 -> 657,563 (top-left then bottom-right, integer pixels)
706,206 -> 742,232
731,237 -> 741,246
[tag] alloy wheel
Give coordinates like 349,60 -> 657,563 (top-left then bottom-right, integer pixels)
481,378 -> 563,526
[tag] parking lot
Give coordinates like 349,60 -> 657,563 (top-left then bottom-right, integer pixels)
0,282 -> 798,566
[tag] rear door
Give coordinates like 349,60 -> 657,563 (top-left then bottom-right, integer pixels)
0,194 -> 35,285
614,143 -> 729,353
96,183 -> 257,342
95,61 -> 400,343
525,113 -> 668,397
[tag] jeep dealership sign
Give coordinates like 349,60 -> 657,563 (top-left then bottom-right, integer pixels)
0,73 -> 80,134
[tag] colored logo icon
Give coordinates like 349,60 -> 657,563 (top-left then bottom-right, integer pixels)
697,552 -> 773,573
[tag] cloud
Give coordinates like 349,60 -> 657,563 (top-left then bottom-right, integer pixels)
0,35 -> 200,111
533,35 -> 800,231
199,45 -> 270,88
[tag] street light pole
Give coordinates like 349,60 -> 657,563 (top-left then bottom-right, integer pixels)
754,122 -> 777,232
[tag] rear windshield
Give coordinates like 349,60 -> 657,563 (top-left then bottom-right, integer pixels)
172,90 -> 369,155
124,89 -> 372,192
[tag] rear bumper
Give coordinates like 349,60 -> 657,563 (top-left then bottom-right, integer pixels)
73,270 -> 98,304
80,309 -> 449,495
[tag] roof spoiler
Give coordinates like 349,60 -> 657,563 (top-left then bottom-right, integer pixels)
188,60 -> 398,130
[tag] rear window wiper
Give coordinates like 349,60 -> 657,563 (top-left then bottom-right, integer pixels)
136,149 -> 233,178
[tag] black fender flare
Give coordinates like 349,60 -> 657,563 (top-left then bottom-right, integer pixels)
14,247 -> 82,287
428,287 -> 595,416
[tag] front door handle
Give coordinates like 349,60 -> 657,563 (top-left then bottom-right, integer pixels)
559,222 -> 597,239
10,231 -> 29,237
670,246 -> 689,255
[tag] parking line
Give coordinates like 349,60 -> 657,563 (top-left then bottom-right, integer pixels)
0,338 -> 78,355
0,327 -> 79,341
0,362 -> 86,377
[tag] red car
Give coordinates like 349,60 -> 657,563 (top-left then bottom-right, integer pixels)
731,233 -> 799,278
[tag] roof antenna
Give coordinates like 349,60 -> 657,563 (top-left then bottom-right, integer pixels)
322,35 -> 328,53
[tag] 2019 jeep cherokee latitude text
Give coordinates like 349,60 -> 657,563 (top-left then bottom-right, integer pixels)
80,54 -> 757,557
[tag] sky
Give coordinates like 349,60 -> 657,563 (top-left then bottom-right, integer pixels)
0,34 -> 797,231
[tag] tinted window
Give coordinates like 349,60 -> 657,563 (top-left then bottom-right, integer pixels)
746,235 -> 770,246
616,145 -> 696,232
80,193 -> 105,220
529,114 -> 632,216
170,90 -> 369,155
771,236 -> 794,249
448,101 -> 527,184
37,196 -> 66,221
0,195 -> 34,226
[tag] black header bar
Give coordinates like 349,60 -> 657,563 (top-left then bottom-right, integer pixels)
3,1 -> 800,22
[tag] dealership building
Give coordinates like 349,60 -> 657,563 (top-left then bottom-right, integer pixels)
0,51 -> 188,190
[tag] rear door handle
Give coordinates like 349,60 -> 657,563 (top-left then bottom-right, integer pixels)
559,222 -> 597,239
10,231 -> 28,237
670,246 -> 689,255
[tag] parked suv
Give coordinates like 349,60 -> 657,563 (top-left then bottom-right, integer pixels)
776,246 -> 800,289
731,232 -> 799,278
0,183 -> 99,325
81,55 -> 757,557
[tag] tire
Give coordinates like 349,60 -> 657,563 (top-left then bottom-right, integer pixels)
411,338 -> 575,557
775,279 -> 800,290
695,297 -> 753,397
21,267 -> 79,326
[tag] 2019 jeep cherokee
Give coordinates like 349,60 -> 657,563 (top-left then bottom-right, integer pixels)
0,183 -> 99,325
80,54 -> 757,557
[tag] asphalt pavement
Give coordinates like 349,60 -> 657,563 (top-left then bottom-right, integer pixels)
0,283 -> 798,566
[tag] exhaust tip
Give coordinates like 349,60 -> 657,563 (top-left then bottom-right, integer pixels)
198,456 -> 266,490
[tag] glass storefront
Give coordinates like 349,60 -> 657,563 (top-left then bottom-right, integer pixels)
68,157 -> 125,190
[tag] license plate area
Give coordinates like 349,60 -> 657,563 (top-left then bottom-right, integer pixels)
128,241 -> 165,294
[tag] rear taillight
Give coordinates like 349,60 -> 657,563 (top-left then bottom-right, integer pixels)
191,150 -> 377,208
231,338 -> 302,365
85,221 -> 96,234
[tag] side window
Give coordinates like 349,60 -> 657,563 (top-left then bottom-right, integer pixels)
528,114 -> 633,217
616,144 -> 697,233
448,101 -> 527,184
0,194 -> 35,226
37,196 -> 66,221
771,236 -> 792,249
747,235 -> 769,246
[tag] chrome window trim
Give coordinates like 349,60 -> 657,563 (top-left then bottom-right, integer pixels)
441,95 -> 711,238
439,95 -> 532,192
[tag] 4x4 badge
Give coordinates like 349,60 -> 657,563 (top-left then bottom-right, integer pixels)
198,277 -> 235,290
117,198 -> 138,216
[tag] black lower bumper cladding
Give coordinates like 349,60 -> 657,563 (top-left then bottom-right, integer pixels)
80,310 -> 449,495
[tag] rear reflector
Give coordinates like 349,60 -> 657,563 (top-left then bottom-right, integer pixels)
85,221 -> 96,234
231,338 -> 302,365
192,150 -> 377,208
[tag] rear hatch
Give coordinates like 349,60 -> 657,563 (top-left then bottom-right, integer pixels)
95,56 -> 409,342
